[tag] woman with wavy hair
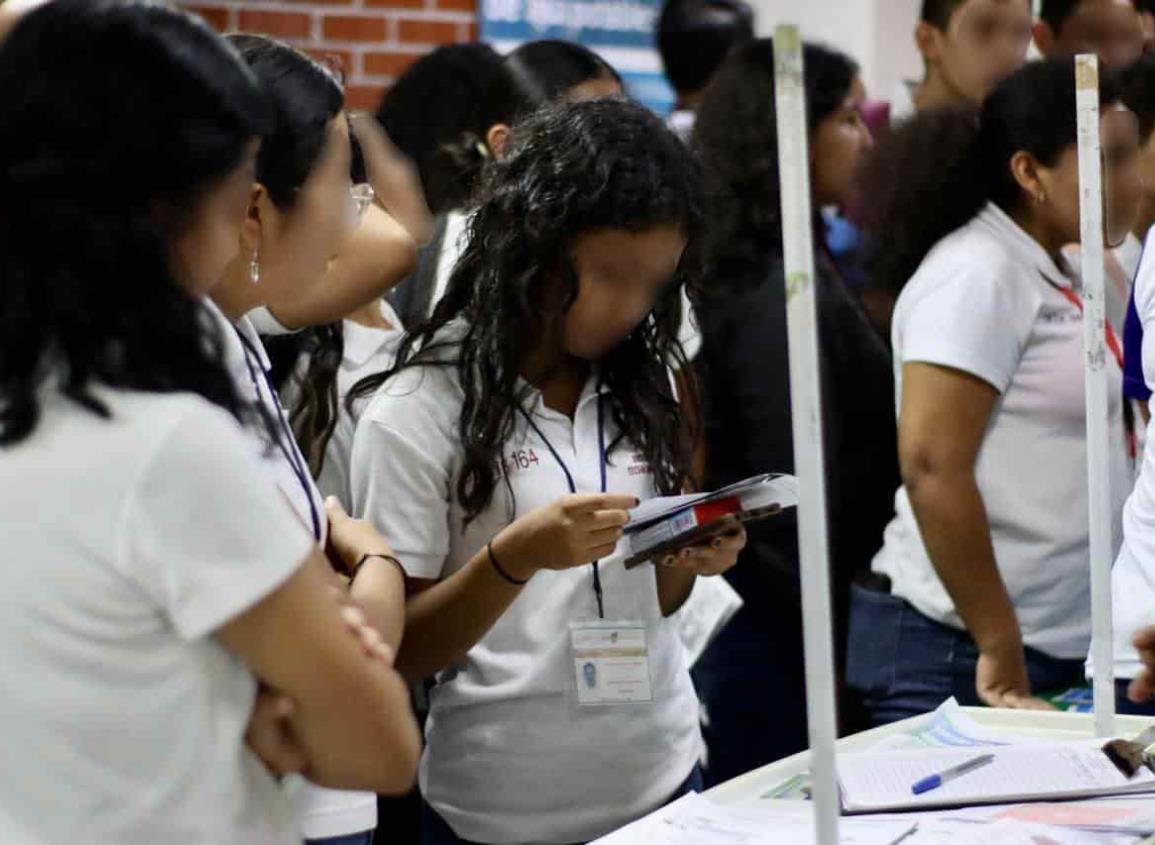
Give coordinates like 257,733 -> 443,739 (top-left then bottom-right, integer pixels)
348,97 -> 746,845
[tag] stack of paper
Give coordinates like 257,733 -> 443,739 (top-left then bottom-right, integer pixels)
839,741 -> 1155,814
865,698 -> 1038,751
589,794 -> 916,845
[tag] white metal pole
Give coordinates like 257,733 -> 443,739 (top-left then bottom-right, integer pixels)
773,24 -> 840,844
1075,53 -> 1117,738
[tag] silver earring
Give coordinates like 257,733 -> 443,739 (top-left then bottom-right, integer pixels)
249,250 -> 260,285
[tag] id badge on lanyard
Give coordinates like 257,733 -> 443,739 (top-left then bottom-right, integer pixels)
518,393 -> 654,707
569,620 -> 653,706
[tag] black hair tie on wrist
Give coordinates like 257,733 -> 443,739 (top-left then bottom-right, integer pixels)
487,540 -> 529,586
351,553 -> 405,583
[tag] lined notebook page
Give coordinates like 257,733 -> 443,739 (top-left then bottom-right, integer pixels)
839,741 -> 1155,813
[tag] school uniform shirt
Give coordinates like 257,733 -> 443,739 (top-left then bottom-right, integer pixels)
314,300 -> 404,506
1066,235 -> 1147,480
1112,224 -> 1155,678
246,304 -> 296,336
1062,235 -> 1140,343
1118,232 -> 1144,286
872,202 -> 1129,660
207,299 -> 327,548
207,301 -> 378,839
0,387 -> 310,844
676,288 -> 702,362
349,332 -> 702,844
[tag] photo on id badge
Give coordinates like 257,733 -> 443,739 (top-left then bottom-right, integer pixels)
569,620 -> 653,707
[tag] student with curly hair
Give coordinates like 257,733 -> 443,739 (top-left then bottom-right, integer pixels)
349,98 -> 746,845
848,58 -> 1142,724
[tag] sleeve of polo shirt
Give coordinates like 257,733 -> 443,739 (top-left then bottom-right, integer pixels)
899,257 -> 1033,394
350,390 -> 452,581
244,305 -> 298,336
120,401 -> 315,642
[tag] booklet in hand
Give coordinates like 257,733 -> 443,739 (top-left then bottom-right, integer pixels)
622,473 -> 798,569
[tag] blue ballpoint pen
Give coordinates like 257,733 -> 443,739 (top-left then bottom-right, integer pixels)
911,753 -> 996,795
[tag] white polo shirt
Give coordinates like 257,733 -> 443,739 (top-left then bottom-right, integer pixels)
208,301 -> 376,839
428,209 -> 471,318
1112,224 -> 1155,679
350,333 -> 702,844
872,202 -> 1128,660
208,300 -> 327,547
0,387 -> 309,844
314,300 -> 404,507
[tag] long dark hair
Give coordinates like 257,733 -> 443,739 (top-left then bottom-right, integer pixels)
351,98 -> 704,521
0,0 -> 269,445
860,57 -> 1121,295
693,39 -> 858,296
228,34 -> 347,476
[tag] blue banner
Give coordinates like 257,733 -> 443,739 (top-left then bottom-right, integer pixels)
480,0 -> 675,115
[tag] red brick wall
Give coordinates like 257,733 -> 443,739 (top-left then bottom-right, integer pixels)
180,0 -> 480,111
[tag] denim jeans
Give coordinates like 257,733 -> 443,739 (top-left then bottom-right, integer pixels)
1116,679 -> 1155,716
306,833 -> 373,845
420,765 -> 704,845
846,584 -> 1086,727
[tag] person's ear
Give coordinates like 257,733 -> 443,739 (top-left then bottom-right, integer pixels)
1009,150 -> 1047,206
486,123 -> 511,159
1033,20 -> 1056,57
239,183 -> 268,254
915,21 -> 944,67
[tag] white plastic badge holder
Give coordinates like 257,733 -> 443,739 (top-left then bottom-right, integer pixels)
570,620 -> 653,707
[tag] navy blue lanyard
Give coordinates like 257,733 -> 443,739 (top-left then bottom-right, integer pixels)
518,394 -> 608,618
234,327 -> 323,542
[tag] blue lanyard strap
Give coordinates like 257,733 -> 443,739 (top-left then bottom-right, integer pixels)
234,327 -> 323,542
517,393 -> 608,618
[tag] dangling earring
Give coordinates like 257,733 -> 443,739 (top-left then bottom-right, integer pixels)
1034,191 -> 1047,206
249,249 -> 260,285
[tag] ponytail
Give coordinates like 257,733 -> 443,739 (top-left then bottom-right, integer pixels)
424,131 -> 493,213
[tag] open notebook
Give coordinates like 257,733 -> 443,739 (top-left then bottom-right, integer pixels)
839,741 -> 1155,814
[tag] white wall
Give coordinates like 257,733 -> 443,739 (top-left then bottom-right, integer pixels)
750,0 -> 923,102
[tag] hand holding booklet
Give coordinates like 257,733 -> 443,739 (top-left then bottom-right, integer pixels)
622,473 -> 798,568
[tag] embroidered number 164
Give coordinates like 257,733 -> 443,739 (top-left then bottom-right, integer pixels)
509,449 -> 540,471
